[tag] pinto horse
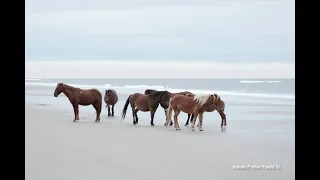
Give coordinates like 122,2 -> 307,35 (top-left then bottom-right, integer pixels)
53,83 -> 102,122
121,90 -> 171,126
144,89 -> 194,125
104,89 -> 118,117
184,93 -> 226,128
165,94 -> 220,131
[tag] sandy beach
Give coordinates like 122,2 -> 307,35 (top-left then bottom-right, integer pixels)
25,85 -> 294,180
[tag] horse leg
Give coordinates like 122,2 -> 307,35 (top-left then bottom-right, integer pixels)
173,109 -> 181,130
198,113 -> 204,131
72,104 -> 79,122
107,104 -> 111,116
131,105 -> 137,125
111,105 -> 115,116
134,109 -> 139,124
185,114 -> 191,126
167,109 -> 174,126
150,110 -> 156,126
93,102 -> 102,122
72,103 -> 79,122
191,113 -> 199,131
218,110 -> 227,130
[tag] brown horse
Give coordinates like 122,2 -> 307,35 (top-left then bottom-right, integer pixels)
121,90 -> 171,126
144,89 -> 194,125
165,94 -> 221,131
104,89 -> 118,117
53,83 -> 102,122
184,93 -> 226,128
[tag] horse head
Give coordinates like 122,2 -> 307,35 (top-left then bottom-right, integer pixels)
54,82 -> 64,97
159,91 -> 171,108
213,93 -> 221,102
149,90 -> 170,108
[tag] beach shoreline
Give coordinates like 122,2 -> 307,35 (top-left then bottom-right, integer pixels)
25,84 -> 295,180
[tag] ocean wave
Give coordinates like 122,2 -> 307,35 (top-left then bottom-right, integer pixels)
240,80 -> 282,84
25,82 -> 294,99
25,78 -> 42,81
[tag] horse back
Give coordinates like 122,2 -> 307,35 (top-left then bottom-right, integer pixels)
89,88 -> 102,101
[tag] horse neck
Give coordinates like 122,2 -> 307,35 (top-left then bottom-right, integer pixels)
62,85 -> 76,98
201,97 -> 214,109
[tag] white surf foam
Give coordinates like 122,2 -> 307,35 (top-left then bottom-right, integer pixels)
25,82 -> 294,99
240,80 -> 282,84
25,78 -> 42,81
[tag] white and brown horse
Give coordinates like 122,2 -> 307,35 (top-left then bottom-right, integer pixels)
165,94 -> 222,131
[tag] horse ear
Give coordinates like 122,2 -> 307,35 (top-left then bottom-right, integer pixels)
210,94 -> 216,100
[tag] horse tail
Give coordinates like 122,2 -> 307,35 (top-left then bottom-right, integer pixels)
121,95 -> 131,119
166,99 -> 173,123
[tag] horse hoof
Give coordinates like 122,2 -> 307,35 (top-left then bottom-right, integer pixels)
191,128 -> 195,131
184,124 -> 188,126
176,128 -> 181,130
151,124 -> 155,126
199,129 -> 203,131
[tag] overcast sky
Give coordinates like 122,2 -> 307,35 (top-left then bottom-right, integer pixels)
26,0 -> 295,63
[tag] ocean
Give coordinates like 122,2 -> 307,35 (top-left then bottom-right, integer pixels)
25,78 -> 295,124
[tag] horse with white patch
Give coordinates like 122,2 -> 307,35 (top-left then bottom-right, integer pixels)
165,94 -> 220,131
184,93 -> 226,129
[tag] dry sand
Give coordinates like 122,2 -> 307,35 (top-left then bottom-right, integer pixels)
25,103 -> 294,180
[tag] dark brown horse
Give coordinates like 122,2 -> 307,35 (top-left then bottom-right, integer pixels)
184,93 -> 226,128
104,89 -> 118,117
53,83 -> 102,122
144,89 -> 194,126
121,90 -> 171,126
165,94 -> 221,131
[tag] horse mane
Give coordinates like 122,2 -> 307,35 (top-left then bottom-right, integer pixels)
193,94 -> 212,106
145,89 -> 158,94
106,89 -> 117,95
61,83 -> 79,90
149,90 -> 169,98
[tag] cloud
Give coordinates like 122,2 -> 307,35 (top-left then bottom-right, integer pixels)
25,60 -> 295,79
26,0 -> 295,62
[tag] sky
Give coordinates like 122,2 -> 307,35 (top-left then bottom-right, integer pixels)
25,0 -> 295,78
26,0 -> 295,62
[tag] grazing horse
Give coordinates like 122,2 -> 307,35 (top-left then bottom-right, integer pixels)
121,91 -> 171,126
144,89 -> 194,126
165,94 -> 219,131
104,89 -> 118,117
53,83 -> 102,122
184,93 -> 226,128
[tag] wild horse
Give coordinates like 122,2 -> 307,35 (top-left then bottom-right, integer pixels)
165,94 -> 223,131
54,83 -> 102,122
184,93 -> 226,128
144,89 -> 194,126
121,90 -> 171,126
104,89 -> 118,117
